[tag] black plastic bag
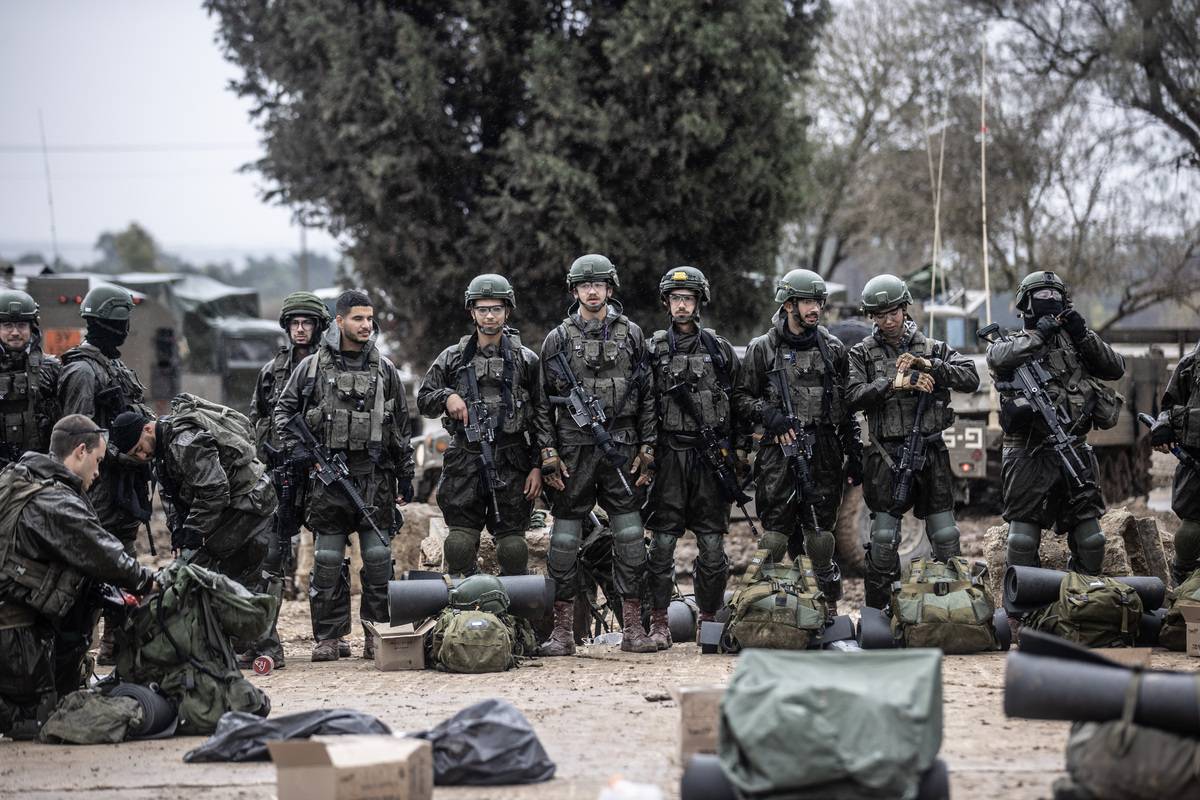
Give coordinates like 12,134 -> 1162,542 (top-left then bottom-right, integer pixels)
412,698 -> 555,785
183,708 -> 391,763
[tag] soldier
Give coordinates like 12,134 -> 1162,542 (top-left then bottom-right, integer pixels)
108,399 -> 280,663
643,267 -> 742,648
0,289 -> 61,466
57,284 -> 155,664
0,415 -> 155,739
846,274 -> 980,609
273,289 -> 415,662
732,269 -> 860,615
1152,342 -> 1200,584
985,270 -> 1124,575
416,275 -> 553,577
538,254 -> 657,656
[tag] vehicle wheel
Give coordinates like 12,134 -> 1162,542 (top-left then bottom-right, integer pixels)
856,606 -> 896,649
994,608 -> 1012,651
835,485 -> 867,577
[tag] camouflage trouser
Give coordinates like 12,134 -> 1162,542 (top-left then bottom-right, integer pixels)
644,445 -> 731,613
306,470 -> 398,641
436,443 -> 534,575
1172,460 -> 1200,576
753,428 -> 844,566
862,440 -> 956,519
0,623 -> 55,736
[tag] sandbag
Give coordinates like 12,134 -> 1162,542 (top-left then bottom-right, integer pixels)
411,698 -> 555,785
38,690 -> 143,745
183,709 -> 392,763
719,649 -> 942,799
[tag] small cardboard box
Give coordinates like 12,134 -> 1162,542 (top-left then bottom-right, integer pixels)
1101,647 -> 1154,668
1180,604 -> 1200,658
675,684 -> 726,761
365,619 -> 436,671
269,735 -> 433,800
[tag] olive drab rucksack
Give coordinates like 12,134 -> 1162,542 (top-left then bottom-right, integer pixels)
720,550 -> 827,652
430,574 -> 517,673
1025,572 -> 1143,647
889,557 -> 1000,653
1158,568 -> 1200,651
168,393 -> 256,469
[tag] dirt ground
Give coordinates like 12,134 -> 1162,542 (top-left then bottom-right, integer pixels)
4,502 -> 1196,799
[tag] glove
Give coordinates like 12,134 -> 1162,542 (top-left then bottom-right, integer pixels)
632,444 -> 656,480
1035,315 -> 1061,340
397,478 -> 415,504
1150,415 -> 1175,447
761,406 -> 792,437
1061,308 -> 1087,341
845,455 -> 863,486
540,447 -> 564,480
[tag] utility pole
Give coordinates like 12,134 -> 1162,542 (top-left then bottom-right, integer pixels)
299,224 -> 310,290
38,110 -> 61,269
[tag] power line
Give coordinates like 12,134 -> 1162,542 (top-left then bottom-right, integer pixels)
0,142 -> 259,154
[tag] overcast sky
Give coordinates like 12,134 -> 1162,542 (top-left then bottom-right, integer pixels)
0,1 -> 338,266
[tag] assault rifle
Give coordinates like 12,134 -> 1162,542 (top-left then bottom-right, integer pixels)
766,367 -> 821,531
547,350 -> 634,497
892,387 -> 932,507
460,362 -> 505,522
1137,412 -> 1200,472
978,323 -> 1094,493
664,382 -> 760,538
284,413 -> 385,539
263,442 -> 305,578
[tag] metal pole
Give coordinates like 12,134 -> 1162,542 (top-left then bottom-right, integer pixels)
979,37 -> 992,327
37,110 -> 61,268
299,225 -> 310,290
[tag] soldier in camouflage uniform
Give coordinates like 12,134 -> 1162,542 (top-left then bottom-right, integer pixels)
417,275 -> 553,577
732,269 -> 861,614
643,267 -> 742,648
0,416 -> 154,739
539,254 -> 658,656
274,290 -> 415,662
0,289 -> 61,466
1152,342 -> 1200,584
57,284 -> 155,664
985,270 -> 1125,575
846,274 -> 980,609
110,399 -> 281,663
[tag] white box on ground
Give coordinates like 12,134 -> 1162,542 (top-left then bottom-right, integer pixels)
1180,604 -> 1200,658
268,735 -> 433,800
365,619 -> 436,671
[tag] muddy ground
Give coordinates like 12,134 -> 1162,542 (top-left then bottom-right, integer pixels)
3,500 -> 1196,799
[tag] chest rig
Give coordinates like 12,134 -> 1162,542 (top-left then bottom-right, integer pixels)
556,312 -> 638,423
61,344 -> 152,426
451,332 -> 530,438
764,330 -> 842,428
861,332 -> 954,440
650,328 -> 731,433
259,346 -> 302,440
0,348 -> 46,459
301,346 -> 391,462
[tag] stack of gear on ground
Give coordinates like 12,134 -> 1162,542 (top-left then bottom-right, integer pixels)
889,557 -> 1003,652
1024,572 -> 1144,648
719,549 -> 827,652
1157,567 -> 1200,650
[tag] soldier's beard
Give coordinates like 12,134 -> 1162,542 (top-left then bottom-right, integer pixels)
672,312 -> 697,328
477,323 -> 502,336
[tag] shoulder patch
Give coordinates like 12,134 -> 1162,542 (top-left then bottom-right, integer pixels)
173,429 -> 197,448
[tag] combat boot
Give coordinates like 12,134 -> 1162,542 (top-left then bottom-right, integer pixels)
647,608 -> 671,650
362,636 -> 375,660
1171,559 -> 1199,588
312,639 -> 340,662
620,599 -> 657,653
538,600 -> 576,656
338,639 -> 351,658
815,563 -> 843,626
96,624 -> 117,667
695,611 -> 716,645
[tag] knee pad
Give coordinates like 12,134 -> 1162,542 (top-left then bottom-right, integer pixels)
1007,520 -> 1042,568
495,534 -> 528,576
548,518 -> 584,574
1071,518 -> 1105,575
925,511 -> 961,562
443,527 -> 481,575
867,513 -> 902,573
311,548 -> 344,590
759,530 -> 789,563
610,512 -> 647,565
648,532 -> 679,574
695,533 -> 729,574
803,529 -> 835,568
1175,519 -> 1200,567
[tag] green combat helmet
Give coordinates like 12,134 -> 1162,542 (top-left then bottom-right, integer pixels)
278,290 -> 331,333
658,266 -> 711,303
566,254 -> 619,289
1014,270 -> 1071,315
860,274 -> 913,313
449,574 -> 510,615
0,290 -> 39,323
80,284 -> 134,321
775,268 -> 827,304
464,274 -> 517,309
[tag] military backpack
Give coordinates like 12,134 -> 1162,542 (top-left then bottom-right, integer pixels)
168,393 -> 256,469
430,608 -> 516,673
1158,567 -> 1200,651
720,550 -> 827,652
890,557 -> 1000,653
1026,572 -> 1143,647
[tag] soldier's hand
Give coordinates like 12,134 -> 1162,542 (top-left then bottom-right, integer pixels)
761,407 -> 792,438
893,371 -> 917,391
445,392 -> 469,423
896,353 -> 932,373
542,447 -> 568,491
775,429 -> 797,447
1061,308 -> 1087,340
397,478 -> 414,505
524,467 -> 543,501
912,372 -> 935,393
1154,443 -> 1172,454
1035,315 -> 1061,340
631,445 -> 655,487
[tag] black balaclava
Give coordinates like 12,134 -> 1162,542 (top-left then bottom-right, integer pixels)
86,318 -> 129,358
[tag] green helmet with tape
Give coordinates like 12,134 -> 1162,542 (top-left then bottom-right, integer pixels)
658,266 -> 710,303
278,291 -> 331,332
0,290 -> 39,324
859,274 -> 913,313
774,268 -> 827,304
80,284 -> 134,321
449,574 -> 510,615
566,254 -> 619,289
1014,270 -> 1070,315
464,273 -> 517,310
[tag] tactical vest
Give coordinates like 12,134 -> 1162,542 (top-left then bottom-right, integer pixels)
555,314 -> 639,423
761,330 -> 844,427
649,329 -> 731,433
448,333 -> 531,439
61,344 -> 152,426
0,466 -> 89,621
999,331 -> 1118,438
860,335 -> 955,440
1169,349 -> 1200,449
0,348 -> 47,460
301,346 -> 393,458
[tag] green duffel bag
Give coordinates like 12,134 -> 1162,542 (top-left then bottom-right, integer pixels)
891,557 -> 1000,653
721,551 -> 826,652
430,608 -> 516,673
1158,567 -> 1200,651
1026,571 -> 1143,648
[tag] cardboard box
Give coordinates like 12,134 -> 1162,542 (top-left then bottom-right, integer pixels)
1101,647 -> 1154,668
675,684 -> 726,761
1181,604 -> 1200,658
269,735 -> 433,800
365,619 -> 436,671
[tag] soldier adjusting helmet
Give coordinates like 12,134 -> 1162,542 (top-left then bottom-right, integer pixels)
566,254 -> 619,289
278,290 -> 331,333
658,266 -> 710,303
1014,270 -> 1071,315
859,274 -> 913,313
464,273 -> 517,310
80,284 -> 135,321
774,268 -> 827,304
0,289 -> 39,324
